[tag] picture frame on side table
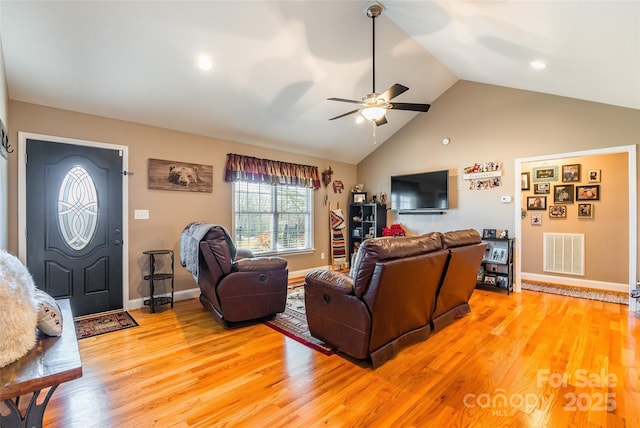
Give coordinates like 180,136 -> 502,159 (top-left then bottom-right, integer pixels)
576,185 -> 600,201
352,192 -> 367,204
482,229 -> 497,239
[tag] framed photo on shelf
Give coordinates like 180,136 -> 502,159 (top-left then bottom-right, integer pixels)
521,172 -> 530,190
587,169 -> 601,183
533,183 -> 550,194
549,205 -> 567,218
352,192 -> 367,204
526,196 -> 546,210
482,229 -> 497,239
495,276 -> 508,288
553,184 -> 574,203
531,213 -> 542,225
483,275 -> 497,286
532,166 -> 559,182
578,203 -> 593,218
562,164 -> 581,182
576,185 -> 600,201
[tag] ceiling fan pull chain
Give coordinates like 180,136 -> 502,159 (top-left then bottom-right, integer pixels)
373,121 -> 377,145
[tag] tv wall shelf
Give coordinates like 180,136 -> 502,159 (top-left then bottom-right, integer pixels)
348,203 -> 386,259
476,238 -> 514,294
398,210 -> 446,215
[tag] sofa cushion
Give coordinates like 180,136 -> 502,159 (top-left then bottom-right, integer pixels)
441,229 -> 482,249
351,233 -> 443,297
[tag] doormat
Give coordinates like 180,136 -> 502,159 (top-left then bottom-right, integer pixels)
74,310 -> 139,339
265,280 -> 335,356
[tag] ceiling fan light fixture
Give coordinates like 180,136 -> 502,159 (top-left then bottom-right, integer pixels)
361,106 -> 386,121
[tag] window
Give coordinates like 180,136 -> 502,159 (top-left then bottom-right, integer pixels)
233,181 -> 313,254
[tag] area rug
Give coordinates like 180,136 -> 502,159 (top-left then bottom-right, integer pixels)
521,280 -> 629,305
265,280 -> 336,355
74,311 -> 139,339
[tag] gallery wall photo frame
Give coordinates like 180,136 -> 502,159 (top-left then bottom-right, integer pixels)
578,203 -> 594,218
531,213 -> 542,225
576,185 -> 600,201
533,183 -> 550,194
549,205 -> 567,218
587,169 -> 601,183
561,164 -> 581,182
532,166 -> 559,183
553,184 -> 574,203
521,172 -> 530,190
526,196 -> 547,210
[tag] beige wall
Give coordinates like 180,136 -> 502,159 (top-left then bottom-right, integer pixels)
7,101 -> 357,303
521,153 -> 628,284
357,80 -> 639,287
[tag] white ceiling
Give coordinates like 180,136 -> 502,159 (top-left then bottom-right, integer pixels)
1,1 -> 638,164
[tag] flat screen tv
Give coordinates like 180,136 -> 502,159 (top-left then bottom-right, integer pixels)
390,169 -> 449,212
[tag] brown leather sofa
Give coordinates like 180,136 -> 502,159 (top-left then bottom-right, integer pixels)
187,225 -> 288,328
304,229 -> 486,367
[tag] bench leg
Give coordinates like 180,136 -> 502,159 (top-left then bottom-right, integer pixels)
1,385 -> 59,428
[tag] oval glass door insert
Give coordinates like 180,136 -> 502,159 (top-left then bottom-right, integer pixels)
58,165 -> 99,250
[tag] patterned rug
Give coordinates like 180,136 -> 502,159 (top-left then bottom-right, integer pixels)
264,281 -> 335,355
74,311 -> 139,339
521,280 -> 629,305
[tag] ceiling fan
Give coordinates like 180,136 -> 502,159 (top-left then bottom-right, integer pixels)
328,2 -> 430,126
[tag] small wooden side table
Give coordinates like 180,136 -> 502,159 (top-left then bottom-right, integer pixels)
143,250 -> 175,313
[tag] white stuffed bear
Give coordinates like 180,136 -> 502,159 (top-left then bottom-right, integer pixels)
0,250 -> 39,367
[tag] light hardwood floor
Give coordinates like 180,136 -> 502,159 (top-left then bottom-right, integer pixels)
40,289 -> 639,427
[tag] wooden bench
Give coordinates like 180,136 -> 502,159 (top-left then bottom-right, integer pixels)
1,299 -> 82,427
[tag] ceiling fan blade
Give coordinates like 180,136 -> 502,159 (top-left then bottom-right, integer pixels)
374,115 -> 388,126
388,102 -> 431,112
380,83 -> 409,101
329,109 -> 360,121
327,97 -> 362,104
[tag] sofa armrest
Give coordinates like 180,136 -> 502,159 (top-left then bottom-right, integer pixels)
305,269 -> 354,295
233,257 -> 287,272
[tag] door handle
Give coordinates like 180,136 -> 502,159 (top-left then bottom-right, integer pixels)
114,239 -> 122,246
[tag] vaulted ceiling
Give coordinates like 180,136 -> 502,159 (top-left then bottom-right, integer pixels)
2,1 -> 638,164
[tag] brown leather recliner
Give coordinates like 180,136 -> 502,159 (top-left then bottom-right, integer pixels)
431,229 -> 487,331
304,232 -> 449,368
192,225 -> 288,327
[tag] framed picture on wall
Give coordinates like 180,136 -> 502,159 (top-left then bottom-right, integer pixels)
553,185 -> 574,203
531,213 -> 542,225
588,169 -> 601,183
532,166 -> 559,182
562,164 -> 581,182
576,185 -> 600,201
521,172 -> 530,190
526,196 -> 546,210
534,183 -> 550,194
578,203 -> 593,218
549,205 -> 567,218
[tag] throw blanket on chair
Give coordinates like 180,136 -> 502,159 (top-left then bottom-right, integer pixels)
180,222 -> 215,281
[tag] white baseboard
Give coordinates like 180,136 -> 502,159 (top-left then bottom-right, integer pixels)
127,266 -> 335,309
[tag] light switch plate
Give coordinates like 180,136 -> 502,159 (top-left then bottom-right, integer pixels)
134,209 -> 149,220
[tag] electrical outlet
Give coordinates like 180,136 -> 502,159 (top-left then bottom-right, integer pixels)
320,252 -> 325,260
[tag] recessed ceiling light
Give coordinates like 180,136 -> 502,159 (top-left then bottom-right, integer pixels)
530,60 -> 546,70
198,55 -> 213,71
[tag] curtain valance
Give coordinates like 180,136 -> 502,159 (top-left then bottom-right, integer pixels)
224,153 -> 321,190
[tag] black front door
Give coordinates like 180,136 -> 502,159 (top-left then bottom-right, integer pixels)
26,138 -> 123,316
